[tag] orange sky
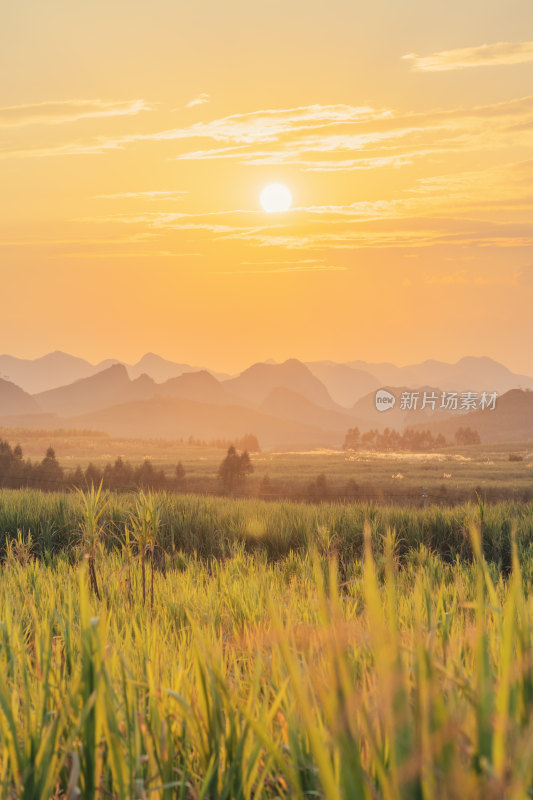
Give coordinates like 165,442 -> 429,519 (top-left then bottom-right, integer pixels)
1,0 -> 533,374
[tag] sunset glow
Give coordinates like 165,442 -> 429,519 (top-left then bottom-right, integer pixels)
1,1 -> 533,374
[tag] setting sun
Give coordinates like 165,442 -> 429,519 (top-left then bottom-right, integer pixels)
259,183 -> 293,213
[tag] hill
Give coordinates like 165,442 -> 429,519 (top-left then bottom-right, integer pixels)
410,389 -> 533,443
260,386 -> 355,431
157,370 -> 234,404
306,361 -> 380,406
0,351 -> 101,394
70,395 -> 340,449
34,364 -> 156,416
224,359 -> 337,409
347,356 -> 533,394
0,378 -> 40,416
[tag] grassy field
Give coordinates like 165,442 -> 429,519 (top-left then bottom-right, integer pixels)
2,488 -> 533,797
0,489 -> 532,566
2,427 -> 533,503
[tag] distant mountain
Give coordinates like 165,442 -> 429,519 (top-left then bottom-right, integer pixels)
126,352 -> 233,382
410,389 -> 533,443
4,351 -> 532,398
157,370 -> 234,404
0,378 -> 40,416
34,364 -> 156,416
306,361 -> 380,406
70,396 -> 340,449
260,387 -> 354,431
0,351 -> 99,394
224,359 -> 337,410
346,357 -> 533,395
0,351 -> 229,395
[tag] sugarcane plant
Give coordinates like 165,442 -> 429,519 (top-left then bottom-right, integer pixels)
129,490 -> 161,609
76,482 -> 108,600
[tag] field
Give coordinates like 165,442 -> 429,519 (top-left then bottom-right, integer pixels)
2,490 -> 533,797
2,427 -> 533,503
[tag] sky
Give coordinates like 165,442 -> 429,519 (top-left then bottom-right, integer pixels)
1,0 -> 533,374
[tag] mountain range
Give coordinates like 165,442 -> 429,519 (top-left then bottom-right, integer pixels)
0,352 -> 532,448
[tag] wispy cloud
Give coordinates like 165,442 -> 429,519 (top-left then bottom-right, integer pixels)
186,93 -> 211,108
0,139 -> 128,160
165,103 -> 386,143
4,96 -> 533,170
404,41 -> 533,72
164,96 -> 533,171
94,190 -> 187,201
0,99 -> 150,128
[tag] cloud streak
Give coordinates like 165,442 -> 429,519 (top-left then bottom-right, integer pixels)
404,41 -> 533,72
4,95 -> 533,172
95,190 -> 187,201
0,99 -> 151,128
186,93 -> 211,108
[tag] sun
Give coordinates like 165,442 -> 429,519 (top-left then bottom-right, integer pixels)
259,183 -> 293,213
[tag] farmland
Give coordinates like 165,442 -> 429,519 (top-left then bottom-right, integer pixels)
1,427 -> 533,504
1,489 -> 533,796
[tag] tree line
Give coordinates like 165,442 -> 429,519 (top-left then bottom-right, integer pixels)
0,439 -> 186,492
343,425 -> 481,451
0,438 -> 256,495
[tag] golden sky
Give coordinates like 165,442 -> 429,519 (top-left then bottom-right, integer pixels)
2,0 -> 533,373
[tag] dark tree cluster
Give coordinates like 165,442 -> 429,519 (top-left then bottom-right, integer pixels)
0,439 -> 64,490
0,438 -> 188,493
454,426 -> 481,445
71,457 -> 188,492
217,446 -> 253,494
343,426 -> 447,452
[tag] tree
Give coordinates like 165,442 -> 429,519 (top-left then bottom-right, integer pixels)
343,427 -> 361,450
175,461 -> 187,491
236,434 -> 261,453
85,463 -> 103,488
37,446 -> 64,490
455,426 -> 481,446
217,446 -> 254,494
71,466 -> 84,487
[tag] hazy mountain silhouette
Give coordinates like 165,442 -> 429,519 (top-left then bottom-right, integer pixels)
34,364 -> 156,416
260,387 -> 355,431
0,378 -> 40,416
70,396 -> 339,449
410,389 -> 533,443
2,351 -> 533,448
0,351 -> 228,395
0,351 -> 100,394
346,357 -> 533,395
224,359 -> 337,409
4,351 -> 532,399
125,353 -> 230,382
157,370 -> 235,404
306,361 -> 380,406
